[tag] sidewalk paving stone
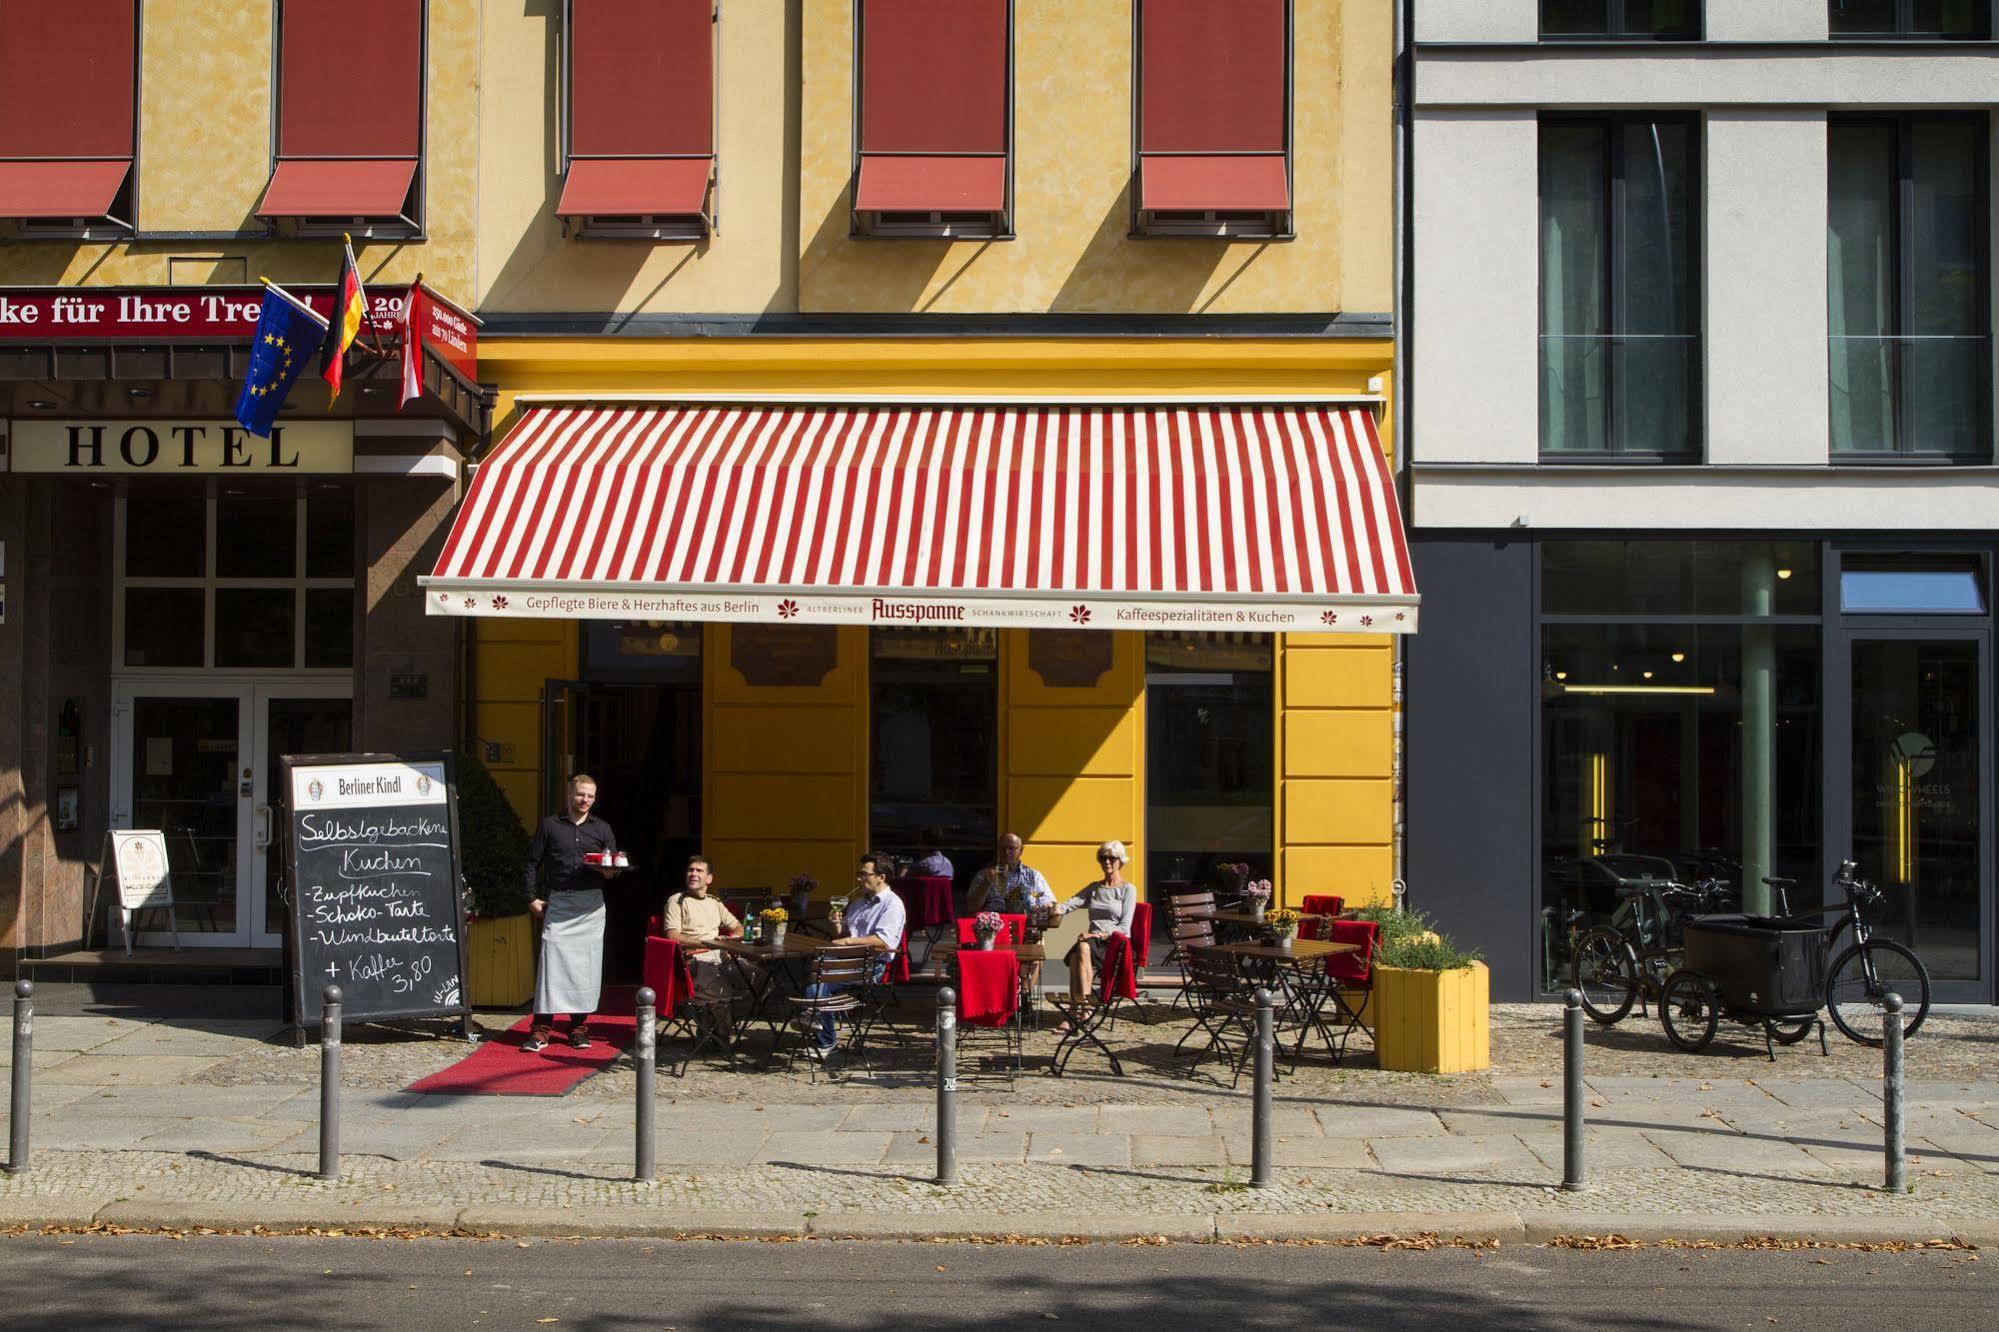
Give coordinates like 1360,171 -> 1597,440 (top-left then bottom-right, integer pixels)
1520,1129 -> 1676,1172
1755,1077 -> 1882,1109
1639,1128 -> 1837,1176
1312,1105 -> 1448,1138
883,1129 -> 1025,1164
1130,1134 -> 1226,1167
1223,1133 -> 1373,1169
35,1054 -> 231,1087
1025,1132 -> 1130,1168
758,1130 -> 891,1166
984,1107 -> 1100,1133
1368,1133 -> 1540,1176
1102,1105 -> 1210,1137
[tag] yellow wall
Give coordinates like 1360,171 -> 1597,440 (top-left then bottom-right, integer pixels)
474,0 -> 799,313
797,0 -> 1391,315
1277,634 -> 1397,906
474,618 -> 576,826
1001,631 -> 1146,901
702,625 -> 870,897
0,0 -> 477,298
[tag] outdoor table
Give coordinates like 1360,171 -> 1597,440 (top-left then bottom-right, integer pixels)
1182,909 -> 1334,926
932,942 -> 1048,1026
1209,938 -> 1359,1064
698,934 -> 888,1053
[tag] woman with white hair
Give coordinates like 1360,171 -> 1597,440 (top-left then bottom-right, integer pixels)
1052,839 -> 1140,1006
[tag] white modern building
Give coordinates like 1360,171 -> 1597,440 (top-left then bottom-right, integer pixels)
1403,0 -> 1997,1001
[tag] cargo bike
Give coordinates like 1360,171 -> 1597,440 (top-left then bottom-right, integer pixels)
1659,861 -> 1931,1058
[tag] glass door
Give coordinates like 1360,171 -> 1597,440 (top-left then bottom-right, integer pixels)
1838,633 -> 1990,993
113,682 -> 254,947
253,686 -> 354,947
114,681 -> 353,949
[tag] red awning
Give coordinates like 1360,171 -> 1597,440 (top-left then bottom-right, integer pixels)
0,159 -> 130,218
855,156 -> 1006,212
556,158 -> 711,218
422,401 -> 1418,634
1139,155 -> 1290,212
257,158 -> 417,218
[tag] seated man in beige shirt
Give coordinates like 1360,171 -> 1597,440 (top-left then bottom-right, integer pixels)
663,855 -> 744,1002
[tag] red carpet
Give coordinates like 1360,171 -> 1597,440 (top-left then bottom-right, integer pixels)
407,990 -> 637,1096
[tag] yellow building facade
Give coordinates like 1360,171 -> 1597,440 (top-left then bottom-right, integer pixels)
464,0 -> 1404,918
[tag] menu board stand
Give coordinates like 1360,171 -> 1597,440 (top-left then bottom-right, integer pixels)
84,829 -> 180,955
279,751 -> 477,1048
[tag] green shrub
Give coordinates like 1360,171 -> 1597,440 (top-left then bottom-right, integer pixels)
457,750 -> 531,918
1375,933 -> 1483,972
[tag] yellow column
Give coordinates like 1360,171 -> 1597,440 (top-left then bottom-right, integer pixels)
474,619 -> 578,827
1277,634 -> 1397,907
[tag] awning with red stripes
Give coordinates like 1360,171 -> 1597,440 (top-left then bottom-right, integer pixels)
421,401 -> 1417,634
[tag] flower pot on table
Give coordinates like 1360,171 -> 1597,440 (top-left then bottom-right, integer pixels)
1371,961 -> 1491,1074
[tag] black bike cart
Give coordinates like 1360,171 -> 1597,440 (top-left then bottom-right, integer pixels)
1660,915 -> 1830,1059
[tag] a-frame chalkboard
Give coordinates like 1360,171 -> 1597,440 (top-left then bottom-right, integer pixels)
278,751 -> 474,1040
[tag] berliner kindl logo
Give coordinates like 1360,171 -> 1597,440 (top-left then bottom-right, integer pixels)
416,774 -> 433,797
306,778 -> 325,802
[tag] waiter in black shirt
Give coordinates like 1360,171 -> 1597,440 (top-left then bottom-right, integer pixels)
524,772 -> 618,1053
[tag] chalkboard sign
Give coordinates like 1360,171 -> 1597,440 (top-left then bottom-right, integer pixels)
280,751 -> 470,1030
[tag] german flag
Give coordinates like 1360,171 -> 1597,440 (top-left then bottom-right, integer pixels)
318,236 -> 368,402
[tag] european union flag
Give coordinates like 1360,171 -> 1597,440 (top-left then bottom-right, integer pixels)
234,282 -> 330,439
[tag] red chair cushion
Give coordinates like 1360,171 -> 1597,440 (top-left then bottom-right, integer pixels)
1326,918 -> 1379,988
1299,895 -> 1344,941
955,949 -> 1020,1027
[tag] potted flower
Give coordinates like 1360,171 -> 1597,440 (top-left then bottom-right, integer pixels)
1242,878 -> 1272,922
1266,906 -> 1303,949
787,873 -> 817,920
1370,917 -> 1490,1074
759,905 -> 790,950
972,910 -> 1005,950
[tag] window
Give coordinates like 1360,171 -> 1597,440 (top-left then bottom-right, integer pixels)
1540,0 -> 1702,38
256,0 -> 424,236
1133,0 -> 1291,238
1840,555 -> 1988,612
0,0 -> 137,237
1829,116 -> 1990,459
1145,634 -> 1274,897
559,0 -> 715,240
852,0 -> 1011,239
118,479 -> 356,671
870,629 -> 997,882
1540,117 -> 1701,458
1830,1 -> 1991,38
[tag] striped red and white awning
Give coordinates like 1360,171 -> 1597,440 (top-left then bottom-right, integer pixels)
422,401 -> 1417,633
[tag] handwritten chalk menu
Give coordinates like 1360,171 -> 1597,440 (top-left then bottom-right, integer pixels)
281,753 -> 469,1027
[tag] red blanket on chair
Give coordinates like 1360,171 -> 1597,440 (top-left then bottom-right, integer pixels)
955,949 -> 1020,1027
1101,930 -> 1138,1002
640,935 -> 696,1017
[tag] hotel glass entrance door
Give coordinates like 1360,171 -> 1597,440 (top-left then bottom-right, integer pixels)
113,681 -> 351,948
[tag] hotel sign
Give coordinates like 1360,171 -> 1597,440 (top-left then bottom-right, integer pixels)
6,420 -> 355,474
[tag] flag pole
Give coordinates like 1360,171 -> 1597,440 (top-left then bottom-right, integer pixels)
346,233 -> 392,359
256,275 -> 329,329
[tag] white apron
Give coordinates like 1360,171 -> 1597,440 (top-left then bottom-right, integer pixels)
535,888 -> 606,1015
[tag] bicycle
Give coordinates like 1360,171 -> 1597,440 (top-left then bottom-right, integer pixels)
1569,876 -> 1734,1026
1761,861 -> 1930,1047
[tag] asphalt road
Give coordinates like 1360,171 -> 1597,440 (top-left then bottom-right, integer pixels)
0,1235 -> 1987,1330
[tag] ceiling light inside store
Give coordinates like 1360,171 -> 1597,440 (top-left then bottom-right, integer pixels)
1642,670 -> 1654,679
1563,684 -> 1717,696
1671,652 -> 1686,663
1554,671 -> 1568,681
27,399 -> 56,410
1776,568 -> 1793,580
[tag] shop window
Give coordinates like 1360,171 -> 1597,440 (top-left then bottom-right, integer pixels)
558,0 -> 715,240
852,0 -> 1011,239
0,0 -> 138,237
1829,115 -> 1990,459
870,628 -> 997,883
256,0 -> 424,237
1134,0 -> 1292,238
1540,622 -> 1823,991
1541,541 -> 1820,617
117,479 -> 357,672
1540,116 -> 1701,459
1830,1 -> 1991,38
1144,633 -> 1274,899
1540,0 -> 1702,38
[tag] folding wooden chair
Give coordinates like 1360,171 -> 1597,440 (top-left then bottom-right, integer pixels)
1173,945 -> 1263,1087
780,944 -> 880,1082
1046,932 -> 1138,1077
952,948 -> 1023,1085
1163,893 -> 1220,1012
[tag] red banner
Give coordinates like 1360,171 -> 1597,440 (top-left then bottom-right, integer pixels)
407,286 -> 478,384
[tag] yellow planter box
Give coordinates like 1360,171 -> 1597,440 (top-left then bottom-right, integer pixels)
1372,961 -> 1491,1074
467,913 -> 536,1008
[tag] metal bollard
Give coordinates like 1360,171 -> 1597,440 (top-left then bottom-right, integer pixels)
8,981 -> 32,1175
1883,992 -> 1905,1192
1562,989 -> 1586,1191
936,987 -> 958,1186
634,986 -> 657,1184
318,985 -> 341,1180
1250,988 -> 1274,1189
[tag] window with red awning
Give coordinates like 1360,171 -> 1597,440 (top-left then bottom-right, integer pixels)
853,0 -> 1011,239
1136,0 -> 1292,238
256,0 -> 424,235
559,0 -> 715,239
0,0 -> 137,235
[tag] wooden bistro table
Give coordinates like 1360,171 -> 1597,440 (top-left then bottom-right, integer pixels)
699,933 -> 888,1054
1208,937 -> 1359,1064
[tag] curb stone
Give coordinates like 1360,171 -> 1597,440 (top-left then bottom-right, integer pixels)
452,1205 -> 809,1239
807,1211 -> 1218,1242
1516,1211 -> 1999,1248
1214,1212 -> 1525,1245
93,1199 -> 464,1232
